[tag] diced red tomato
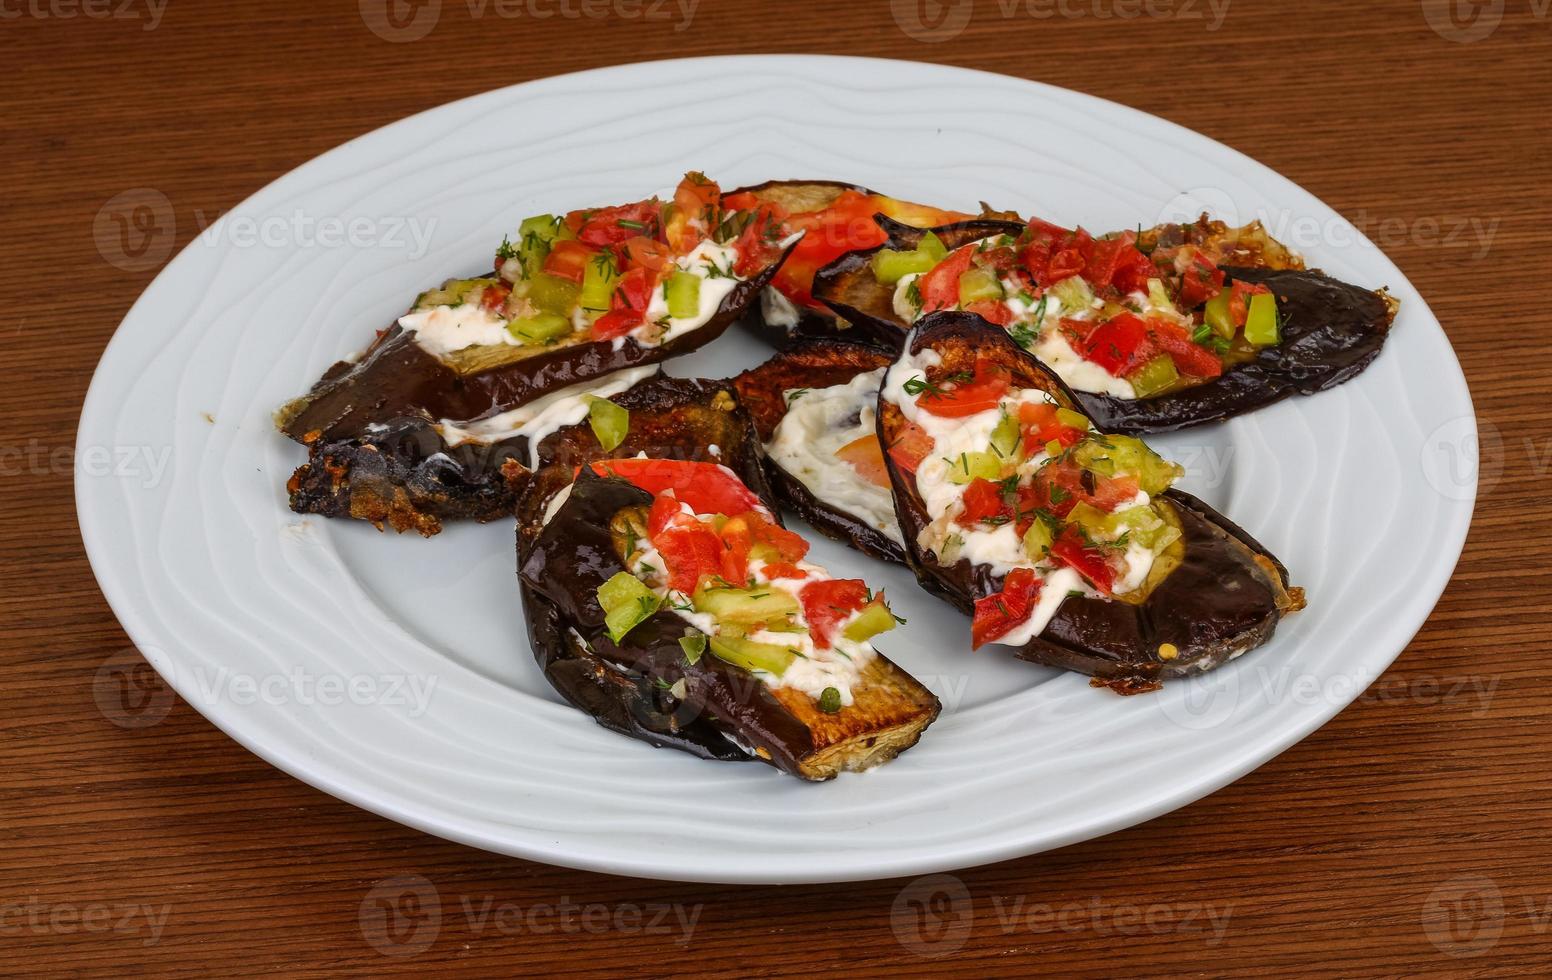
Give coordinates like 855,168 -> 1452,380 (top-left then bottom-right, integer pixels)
761,561 -> 808,581
665,172 -> 721,252
1110,247 -> 1155,295
1068,313 -> 1155,377
722,511 -> 808,565
1224,279 -> 1270,329
799,578 -> 870,649
732,202 -> 787,277
962,299 -> 1014,326
887,420 -> 934,474
918,244 -> 975,313
1149,318 -> 1224,379
569,199 -> 662,248
653,520 -> 724,593
971,567 -> 1043,649
1088,473 -> 1142,511
957,477 -> 1011,527
1178,252 -> 1225,307
1080,232 -> 1134,288
1024,460 -> 1086,519
591,459 -> 762,517
1016,402 -> 1085,456
542,240 -> 596,284
591,266 -> 656,340
835,434 -> 890,488
717,518 -> 752,584
648,492 -> 686,536
917,355 -> 1011,418
623,236 -> 671,274
1046,246 -> 1086,282
1049,526 -> 1116,595
477,281 -> 511,314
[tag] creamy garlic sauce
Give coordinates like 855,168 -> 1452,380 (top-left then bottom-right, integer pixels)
766,369 -> 902,546
399,303 -> 512,356
625,238 -> 744,349
622,495 -> 879,705
882,347 -> 1163,647
760,286 -> 800,328
435,365 -> 657,467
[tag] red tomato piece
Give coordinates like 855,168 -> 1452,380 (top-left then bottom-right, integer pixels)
1088,473 -> 1142,512
1017,402 -> 1084,456
591,266 -> 656,340
653,522 -> 724,594
478,281 -> 511,314
570,200 -> 662,248
647,492 -> 686,536
717,518 -> 752,584
800,578 -> 870,649
1069,313 -> 1154,377
1026,460 -> 1086,519
963,299 -> 1014,326
887,420 -> 934,474
917,355 -> 1012,418
1149,319 -> 1224,379
918,245 -> 976,313
1177,253 -> 1225,307
956,477 -> 1011,527
624,236 -> 671,273
761,561 -> 808,581
732,202 -> 787,277
542,240 -> 596,284
1080,232 -> 1138,288
590,459 -> 763,517
971,567 -> 1043,649
1049,526 -> 1117,595
835,434 -> 891,488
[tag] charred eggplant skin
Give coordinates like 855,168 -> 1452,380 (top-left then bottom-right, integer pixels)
279,239 -> 792,445
816,218 -> 1396,433
878,312 -> 1301,693
732,341 -> 905,564
286,414 -> 529,536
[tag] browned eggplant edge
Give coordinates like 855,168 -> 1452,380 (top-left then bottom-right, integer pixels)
731,341 -> 906,564
878,312 -> 1304,694
278,236 -> 795,446
817,216 -> 1398,434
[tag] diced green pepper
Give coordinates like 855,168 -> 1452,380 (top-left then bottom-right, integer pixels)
918,231 -> 949,262
945,450 -> 1002,485
1055,408 -> 1091,432
414,277 -> 498,310
958,267 -> 1003,305
527,272 -> 580,315
666,271 -> 701,318
1064,501 -> 1111,533
872,248 -> 939,284
517,214 -> 562,276
1075,435 -> 1182,495
841,601 -> 898,643
1050,275 -> 1095,311
1244,292 -> 1279,345
692,582 -> 800,628
1022,520 -> 1052,560
586,396 -> 629,452
596,572 -> 661,643
579,255 -> 620,311
678,632 -> 706,665
990,411 -> 1022,460
507,313 -> 573,345
1204,290 -> 1235,338
708,635 -> 796,676
1128,354 -> 1180,398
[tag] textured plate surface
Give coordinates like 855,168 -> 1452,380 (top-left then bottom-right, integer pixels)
76,55 -> 1474,884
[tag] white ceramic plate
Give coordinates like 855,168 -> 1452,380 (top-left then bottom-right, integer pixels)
78,55 -> 1475,884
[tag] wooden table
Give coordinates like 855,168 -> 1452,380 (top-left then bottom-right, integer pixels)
7,0 -> 1548,973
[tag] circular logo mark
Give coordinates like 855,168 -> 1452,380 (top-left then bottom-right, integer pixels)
1420,415 -> 1500,503
93,189 -> 175,273
359,0 -> 442,42
890,0 -> 975,42
1421,0 -> 1504,43
359,875 -> 441,957
1156,664 -> 1241,732
93,648 -> 177,729
1156,185 -> 1242,229
890,874 -> 973,958
1422,875 -> 1503,957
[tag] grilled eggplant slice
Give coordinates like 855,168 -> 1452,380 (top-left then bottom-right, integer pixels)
285,366 -> 659,535
732,342 -> 905,564
815,214 -> 1396,433
517,387 -> 940,779
723,179 -> 1003,349
877,312 -> 1303,694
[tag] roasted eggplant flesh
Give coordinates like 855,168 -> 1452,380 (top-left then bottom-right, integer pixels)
812,215 -> 1395,433
877,312 -> 1302,693
732,342 -> 905,564
515,381 -> 940,779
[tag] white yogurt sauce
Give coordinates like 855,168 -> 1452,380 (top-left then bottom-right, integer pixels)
760,286 -> 801,328
766,369 -> 902,546
435,365 -> 657,467
399,302 -> 511,356
626,238 -> 744,349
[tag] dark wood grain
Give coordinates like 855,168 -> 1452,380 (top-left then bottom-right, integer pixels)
4,0 -> 1549,973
